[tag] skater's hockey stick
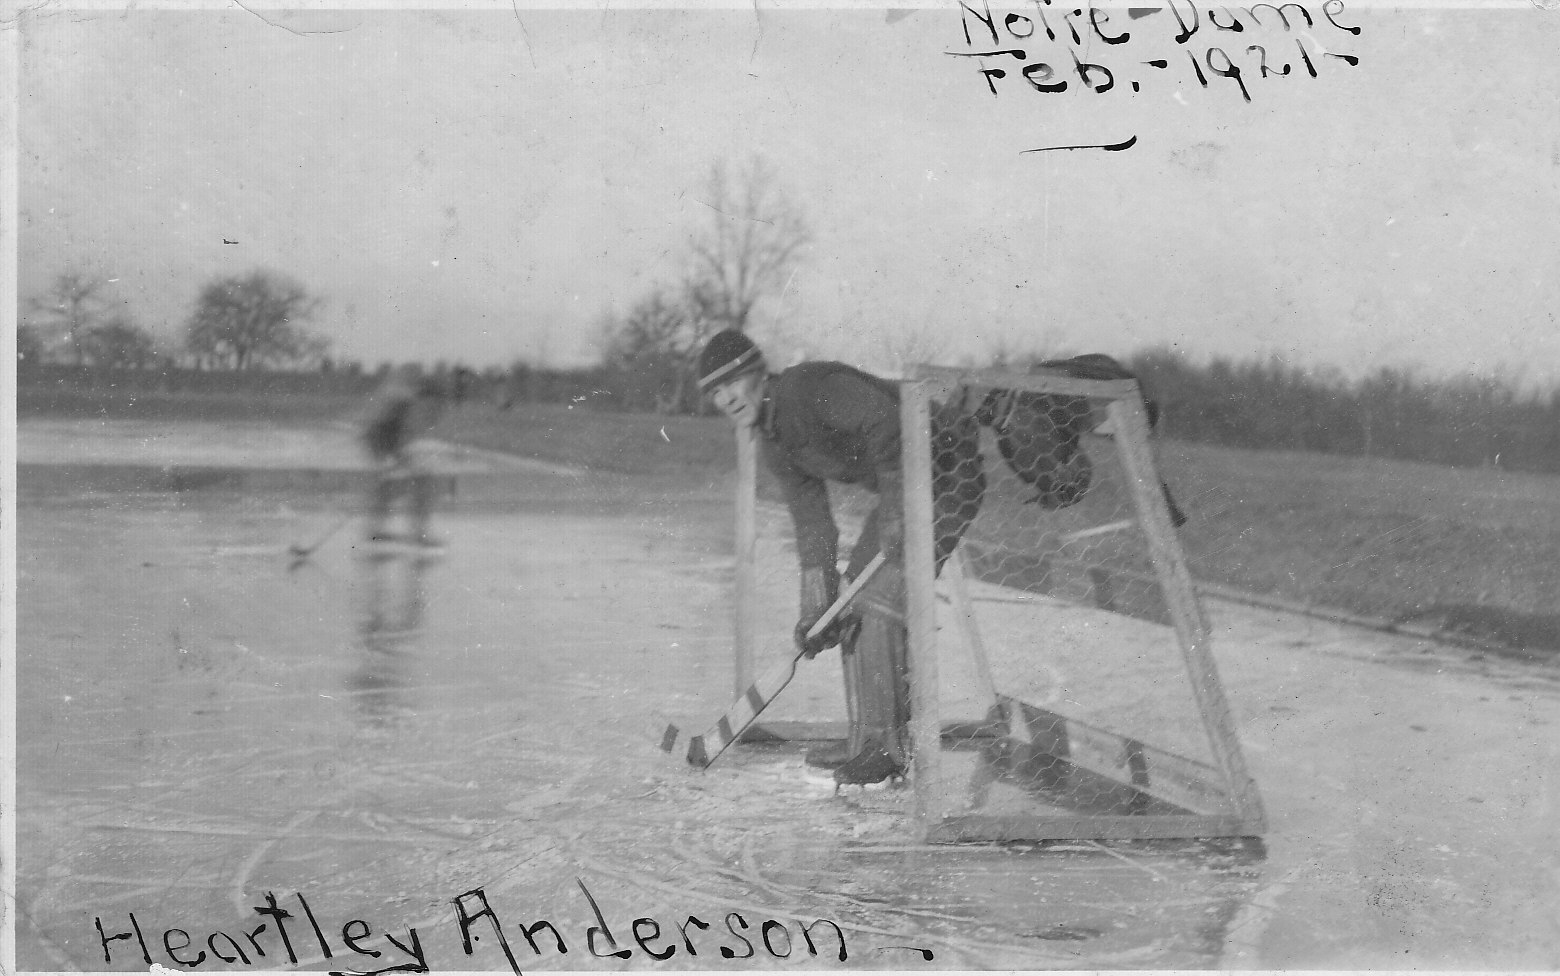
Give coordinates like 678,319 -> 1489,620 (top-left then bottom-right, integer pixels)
286,514 -> 353,571
668,552 -> 887,770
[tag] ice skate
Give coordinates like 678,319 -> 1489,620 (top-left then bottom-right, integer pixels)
832,740 -> 904,787
804,740 -> 852,770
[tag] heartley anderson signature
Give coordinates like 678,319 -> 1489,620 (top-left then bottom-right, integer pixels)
93,880 -> 935,974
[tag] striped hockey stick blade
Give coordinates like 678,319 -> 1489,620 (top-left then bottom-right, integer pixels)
686,735 -> 709,768
685,553 -> 887,770
659,722 -> 682,753
685,655 -> 800,768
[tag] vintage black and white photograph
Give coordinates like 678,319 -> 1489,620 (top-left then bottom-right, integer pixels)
7,0 -> 1560,970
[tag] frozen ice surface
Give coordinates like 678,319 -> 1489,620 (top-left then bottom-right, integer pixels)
14,420 -> 1560,970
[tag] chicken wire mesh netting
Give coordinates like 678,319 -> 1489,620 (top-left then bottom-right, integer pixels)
901,371 -> 1262,841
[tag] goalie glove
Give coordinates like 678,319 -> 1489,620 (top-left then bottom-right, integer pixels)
794,566 -> 858,658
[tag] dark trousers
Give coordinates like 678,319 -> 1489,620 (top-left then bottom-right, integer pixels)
840,411 -> 985,764
367,464 -> 437,540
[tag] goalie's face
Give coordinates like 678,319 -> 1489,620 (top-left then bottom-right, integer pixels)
710,372 -> 764,429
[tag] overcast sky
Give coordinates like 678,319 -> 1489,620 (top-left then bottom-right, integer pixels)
16,2 -> 1560,383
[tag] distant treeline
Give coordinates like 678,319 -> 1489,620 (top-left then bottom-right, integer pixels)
17,361 -> 605,408
1124,350 -> 1560,475
20,352 -> 1560,475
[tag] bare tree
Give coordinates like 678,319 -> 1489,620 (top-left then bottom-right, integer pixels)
81,315 -> 160,369
30,271 -> 109,365
183,269 -> 326,370
593,158 -> 809,411
599,284 -> 722,413
687,157 -> 811,333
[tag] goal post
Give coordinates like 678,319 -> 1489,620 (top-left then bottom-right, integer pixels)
901,365 -> 1266,842
733,424 -> 759,700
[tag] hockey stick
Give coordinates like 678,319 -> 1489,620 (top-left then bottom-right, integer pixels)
286,514 -> 353,571
667,552 -> 887,770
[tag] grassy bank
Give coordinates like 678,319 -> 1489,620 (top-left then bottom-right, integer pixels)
17,387 -> 368,426
445,401 -> 739,482
1154,442 -> 1560,654
21,391 -> 1560,656
449,403 -> 1560,656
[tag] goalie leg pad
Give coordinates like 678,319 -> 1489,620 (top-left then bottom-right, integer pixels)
842,569 -> 911,767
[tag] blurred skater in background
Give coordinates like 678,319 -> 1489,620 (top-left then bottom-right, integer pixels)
361,365 -> 448,547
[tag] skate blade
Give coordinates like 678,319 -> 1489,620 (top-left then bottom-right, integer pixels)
801,765 -> 838,790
